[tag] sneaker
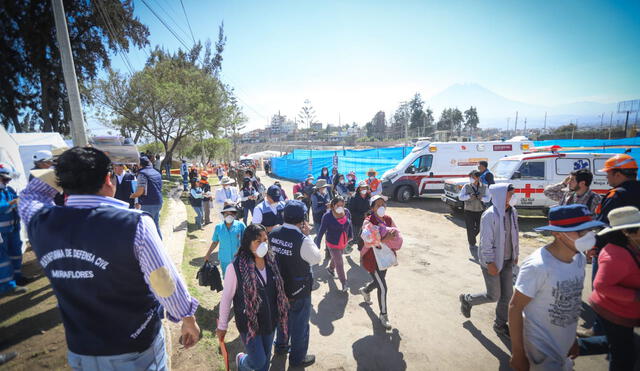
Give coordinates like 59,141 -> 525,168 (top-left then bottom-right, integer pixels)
576,327 -> 595,338
15,276 -> 35,286
340,283 -> 348,293
291,354 -> 315,368
493,323 -> 510,338
0,352 -> 17,366
12,286 -> 27,295
359,287 -> 372,304
379,314 -> 392,330
235,352 -> 245,370
459,294 -> 471,318
326,267 -> 335,278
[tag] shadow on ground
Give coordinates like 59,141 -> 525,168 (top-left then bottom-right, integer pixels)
352,303 -> 406,371
462,320 -> 511,371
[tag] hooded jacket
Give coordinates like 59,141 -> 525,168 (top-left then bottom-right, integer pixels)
478,183 -> 519,272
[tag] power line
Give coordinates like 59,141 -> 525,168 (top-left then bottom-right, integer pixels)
150,0 -> 193,45
140,0 -> 269,121
94,0 -> 135,75
179,0 -> 196,45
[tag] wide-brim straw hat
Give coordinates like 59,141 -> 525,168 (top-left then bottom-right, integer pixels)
597,206 -> 640,235
367,168 -> 377,176
315,179 -> 329,188
220,176 -> 235,185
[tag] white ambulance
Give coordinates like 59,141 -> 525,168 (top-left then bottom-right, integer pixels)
380,138 -> 534,202
441,151 -> 616,212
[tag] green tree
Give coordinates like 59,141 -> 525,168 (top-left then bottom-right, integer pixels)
298,99 -> 316,131
391,102 -> 410,139
463,106 -> 480,134
0,0 -> 149,134
185,138 -> 231,164
372,111 -> 386,140
365,121 -> 374,137
94,47 -> 228,175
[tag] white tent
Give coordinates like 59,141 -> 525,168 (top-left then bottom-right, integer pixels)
10,132 -> 69,174
0,126 -> 28,192
246,150 -> 283,160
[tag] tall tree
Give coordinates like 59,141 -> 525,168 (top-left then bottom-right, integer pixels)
93,47 -> 228,175
0,0 -> 149,133
391,102 -> 410,138
463,106 -> 480,134
298,99 -> 316,131
372,111 -> 386,140
451,108 -> 464,136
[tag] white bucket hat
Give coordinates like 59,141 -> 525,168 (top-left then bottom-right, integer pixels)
220,176 -> 235,185
597,206 -> 640,236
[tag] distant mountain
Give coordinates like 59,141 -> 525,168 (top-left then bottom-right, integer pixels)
426,83 -> 620,129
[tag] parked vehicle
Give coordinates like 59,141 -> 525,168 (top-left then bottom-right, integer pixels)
442,151 -> 616,213
381,138 -> 533,202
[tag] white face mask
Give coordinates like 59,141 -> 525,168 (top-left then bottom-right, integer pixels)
376,206 -> 386,217
335,206 -> 345,214
319,188 -> 326,194
224,215 -> 235,224
469,178 -> 475,184
360,190 -> 368,196
340,179 -> 345,184
369,176 -> 375,180
255,242 -> 268,258
570,231 -> 596,253
508,197 -> 518,207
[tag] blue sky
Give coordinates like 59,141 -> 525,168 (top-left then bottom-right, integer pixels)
100,0 -> 640,133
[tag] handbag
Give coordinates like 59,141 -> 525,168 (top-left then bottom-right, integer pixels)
372,242 -> 398,270
196,261 -> 224,292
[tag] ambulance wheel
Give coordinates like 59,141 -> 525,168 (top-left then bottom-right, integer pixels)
396,186 -> 413,203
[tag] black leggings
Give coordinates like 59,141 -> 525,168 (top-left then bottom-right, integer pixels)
364,266 -> 388,315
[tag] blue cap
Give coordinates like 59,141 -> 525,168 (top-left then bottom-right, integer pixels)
267,185 -> 282,201
140,156 -> 151,167
283,200 -> 307,222
535,204 -> 606,232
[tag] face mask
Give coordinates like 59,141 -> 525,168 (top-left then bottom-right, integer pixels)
255,242 -> 268,258
369,176 -> 375,180
323,171 -> 328,175
376,206 -> 386,217
224,215 -> 235,224
0,183 -> 5,190
319,188 -> 326,194
508,197 -> 517,207
570,231 -> 596,253
360,190 -> 367,195
469,178 -> 475,184
340,179 -> 345,184
335,206 -> 345,214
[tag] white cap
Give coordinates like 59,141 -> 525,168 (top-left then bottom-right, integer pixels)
369,194 -> 388,206
33,150 -> 53,163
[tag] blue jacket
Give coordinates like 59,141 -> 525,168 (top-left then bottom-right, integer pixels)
314,209 -> 353,247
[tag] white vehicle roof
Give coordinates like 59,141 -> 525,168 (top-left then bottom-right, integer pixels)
413,138 -> 531,150
500,151 -> 615,162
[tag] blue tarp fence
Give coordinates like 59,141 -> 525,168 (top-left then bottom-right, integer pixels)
273,139 -> 640,183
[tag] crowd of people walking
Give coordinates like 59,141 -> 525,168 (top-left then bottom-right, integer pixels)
1,148 -> 638,370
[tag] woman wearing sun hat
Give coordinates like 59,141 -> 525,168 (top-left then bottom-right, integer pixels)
365,169 -> 382,196
577,206 -> 640,371
508,204 -> 606,371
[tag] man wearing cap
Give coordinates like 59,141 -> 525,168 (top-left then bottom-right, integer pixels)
365,169 -> 382,196
311,179 -> 331,233
270,200 -> 321,368
180,159 -> 189,191
113,164 -> 136,209
0,163 -> 27,295
204,204 -> 245,277
200,172 -> 213,224
29,149 -> 66,206
508,204 -> 605,371
130,156 -> 164,238
459,183 -> 519,337
19,147 -> 200,369
252,185 -> 286,232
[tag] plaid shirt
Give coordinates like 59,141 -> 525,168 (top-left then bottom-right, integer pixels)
543,182 -> 602,214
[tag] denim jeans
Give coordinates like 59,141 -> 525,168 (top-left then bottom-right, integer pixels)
140,204 -> 163,239
193,205 -> 203,228
590,257 -> 604,335
275,295 -> 312,365
182,175 -> 189,191
238,331 -> 275,371
466,259 -> 513,327
578,315 -> 636,371
67,328 -> 166,371
243,206 -> 254,225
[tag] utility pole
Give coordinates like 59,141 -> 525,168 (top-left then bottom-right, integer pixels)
624,110 -> 630,137
600,112 -> 604,134
513,111 -> 519,136
51,0 -> 88,146
523,118 -> 527,134
543,112 -> 547,131
506,117 -> 510,137
609,112 -> 613,139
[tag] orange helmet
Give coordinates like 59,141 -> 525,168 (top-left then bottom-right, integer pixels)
599,154 -> 638,172
200,170 -> 209,177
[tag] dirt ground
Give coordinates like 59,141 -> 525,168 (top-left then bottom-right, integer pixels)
257,173 -> 612,371
0,172 -> 622,370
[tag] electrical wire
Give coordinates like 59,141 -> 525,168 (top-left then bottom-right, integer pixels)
179,0 -> 196,45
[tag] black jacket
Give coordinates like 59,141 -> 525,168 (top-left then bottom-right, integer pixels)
114,172 -> 136,208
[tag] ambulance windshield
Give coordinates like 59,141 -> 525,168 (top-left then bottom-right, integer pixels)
492,160 -> 520,179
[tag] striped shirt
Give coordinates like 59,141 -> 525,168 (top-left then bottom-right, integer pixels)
18,178 -> 198,322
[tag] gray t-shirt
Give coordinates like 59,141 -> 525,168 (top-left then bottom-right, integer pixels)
136,173 -> 148,196
515,247 -> 585,370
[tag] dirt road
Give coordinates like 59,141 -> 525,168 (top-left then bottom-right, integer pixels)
261,173 -> 608,371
